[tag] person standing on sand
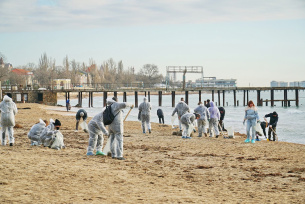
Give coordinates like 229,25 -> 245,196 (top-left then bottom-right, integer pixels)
243,100 -> 260,143
194,101 -> 210,137
0,95 -> 18,146
157,108 -> 164,124
75,109 -> 88,132
86,108 -> 109,156
205,99 -> 211,108
66,99 -> 70,112
208,101 -> 220,138
218,107 -> 226,131
138,97 -> 152,134
106,97 -> 134,160
172,97 -> 190,132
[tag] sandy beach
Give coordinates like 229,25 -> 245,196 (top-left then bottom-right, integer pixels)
0,103 -> 305,203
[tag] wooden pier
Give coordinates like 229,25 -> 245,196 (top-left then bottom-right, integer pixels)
2,85 -> 304,108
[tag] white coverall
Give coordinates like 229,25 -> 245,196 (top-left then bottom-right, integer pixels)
0,95 -> 17,145
138,97 -> 152,133
27,119 -> 46,145
172,101 -> 190,131
87,109 -> 109,154
107,98 -> 133,159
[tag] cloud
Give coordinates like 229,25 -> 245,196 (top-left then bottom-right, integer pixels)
1,0 -> 305,32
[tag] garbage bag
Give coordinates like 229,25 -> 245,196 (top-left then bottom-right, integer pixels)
80,121 -> 89,133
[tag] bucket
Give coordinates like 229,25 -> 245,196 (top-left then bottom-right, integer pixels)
227,126 -> 234,138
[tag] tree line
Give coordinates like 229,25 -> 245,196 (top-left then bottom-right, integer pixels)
0,52 -> 164,87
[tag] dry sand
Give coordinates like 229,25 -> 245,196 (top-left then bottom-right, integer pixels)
0,103 -> 305,203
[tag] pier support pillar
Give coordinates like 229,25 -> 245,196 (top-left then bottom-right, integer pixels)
243,90 -> 246,106
103,92 -> 107,107
271,89 -> 274,107
123,92 -> 127,102
296,89 -> 299,106
185,91 -> 189,104
90,92 -> 93,107
223,90 -> 225,107
199,90 -> 201,102
212,90 -> 214,102
172,91 -> 175,107
218,90 -> 221,106
148,91 -> 151,102
145,91 -> 147,97
233,90 -> 236,107
284,89 -> 288,107
114,91 -> 117,99
158,91 -> 162,106
135,91 -> 138,108
257,90 -> 261,106
247,90 -> 249,103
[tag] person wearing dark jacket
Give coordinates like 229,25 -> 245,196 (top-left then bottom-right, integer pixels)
205,99 -> 211,108
75,109 -> 88,131
218,107 -> 226,131
264,111 -> 279,141
157,108 -> 164,124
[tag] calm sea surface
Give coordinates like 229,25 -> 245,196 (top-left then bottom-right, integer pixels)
57,90 -> 305,145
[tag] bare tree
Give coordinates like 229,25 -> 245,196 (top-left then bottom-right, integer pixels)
0,53 -> 8,80
137,64 -> 163,85
34,53 -> 54,86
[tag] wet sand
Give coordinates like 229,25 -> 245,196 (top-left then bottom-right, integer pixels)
0,103 -> 304,203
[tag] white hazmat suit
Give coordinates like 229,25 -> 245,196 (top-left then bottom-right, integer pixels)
172,101 -> 190,131
194,104 -> 210,137
40,119 -> 57,147
0,95 -> 17,146
180,113 -> 196,139
138,97 -> 152,133
107,98 -> 133,160
27,119 -> 46,145
86,109 -> 109,156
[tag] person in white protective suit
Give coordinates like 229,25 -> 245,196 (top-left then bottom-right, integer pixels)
27,119 -> 48,146
0,95 -> 18,146
138,97 -> 152,134
107,98 -> 134,160
208,101 -> 220,138
40,119 -> 63,148
172,98 -> 190,132
86,108 -> 109,156
194,101 -> 210,137
180,113 -> 200,139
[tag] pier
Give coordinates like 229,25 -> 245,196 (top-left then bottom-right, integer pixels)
2,84 -> 304,108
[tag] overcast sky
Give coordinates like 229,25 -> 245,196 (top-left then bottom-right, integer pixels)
1,0 -> 305,87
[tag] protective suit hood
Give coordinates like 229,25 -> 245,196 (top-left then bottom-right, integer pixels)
106,98 -> 116,106
39,119 -> 46,125
210,101 -> 215,108
143,97 -> 148,102
3,95 -> 12,102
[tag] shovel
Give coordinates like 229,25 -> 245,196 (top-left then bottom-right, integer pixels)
123,106 -> 133,122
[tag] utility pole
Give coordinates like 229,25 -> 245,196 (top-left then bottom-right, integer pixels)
182,68 -> 187,90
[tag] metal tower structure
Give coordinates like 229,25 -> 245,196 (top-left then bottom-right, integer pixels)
166,66 -> 204,89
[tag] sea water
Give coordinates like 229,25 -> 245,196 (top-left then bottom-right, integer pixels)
57,90 -> 305,145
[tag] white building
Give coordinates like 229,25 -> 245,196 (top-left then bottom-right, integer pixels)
271,81 -> 288,87
195,78 -> 236,87
53,79 -> 71,89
